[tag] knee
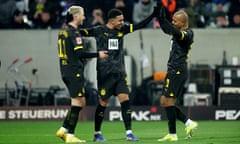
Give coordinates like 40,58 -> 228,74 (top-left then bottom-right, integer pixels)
118,93 -> 129,103
71,97 -> 86,107
99,99 -> 108,107
160,98 -> 175,107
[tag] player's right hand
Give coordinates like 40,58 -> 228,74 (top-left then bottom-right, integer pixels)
99,51 -> 108,59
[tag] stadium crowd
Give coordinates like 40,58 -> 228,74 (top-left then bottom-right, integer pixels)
0,0 -> 240,29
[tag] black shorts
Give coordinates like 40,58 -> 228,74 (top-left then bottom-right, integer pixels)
162,68 -> 187,98
62,76 -> 85,98
97,73 -> 129,100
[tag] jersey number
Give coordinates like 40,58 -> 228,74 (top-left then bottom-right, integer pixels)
58,39 -> 67,59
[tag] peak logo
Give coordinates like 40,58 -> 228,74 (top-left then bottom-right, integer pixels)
109,110 -> 161,121
215,110 -> 240,120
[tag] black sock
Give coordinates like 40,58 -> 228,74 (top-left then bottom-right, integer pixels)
94,104 -> 106,131
62,110 -> 71,129
64,106 -> 81,134
165,106 -> 176,134
121,100 -> 132,130
175,106 -> 187,123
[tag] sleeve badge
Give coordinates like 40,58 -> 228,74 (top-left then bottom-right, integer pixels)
76,37 -> 82,44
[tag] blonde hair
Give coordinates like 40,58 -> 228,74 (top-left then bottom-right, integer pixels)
67,6 -> 84,15
175,10 -> 189,28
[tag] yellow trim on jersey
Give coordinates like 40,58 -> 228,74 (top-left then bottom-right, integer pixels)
166,78 -> 170,88
180,31 -> 185,40
83,29 -> 88,35
74,46 -> 83,51
130,24 -> 133,33
59,30 -> 68,38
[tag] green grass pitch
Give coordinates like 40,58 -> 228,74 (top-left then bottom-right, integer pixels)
0,121 -> 239,144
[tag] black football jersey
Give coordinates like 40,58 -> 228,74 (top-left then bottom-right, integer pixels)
167,29 -> 193,69
57,25 -> 98,77
81,24 -> 134,75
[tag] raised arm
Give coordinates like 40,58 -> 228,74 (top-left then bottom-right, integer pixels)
158,7 -> 182,38
133,5 -> 160,30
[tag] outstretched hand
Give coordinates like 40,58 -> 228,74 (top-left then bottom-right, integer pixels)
159,6 -> 167,23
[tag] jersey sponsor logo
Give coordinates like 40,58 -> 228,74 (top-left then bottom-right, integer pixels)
76,37 -> 82,44
108,39 -> 119,50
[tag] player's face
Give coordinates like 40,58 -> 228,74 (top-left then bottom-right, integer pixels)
172,14 -> 184,30
76,10 -> 85,26
112,15 -> 124,30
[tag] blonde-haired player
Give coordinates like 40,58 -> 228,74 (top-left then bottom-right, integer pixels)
56,6 -> 108,143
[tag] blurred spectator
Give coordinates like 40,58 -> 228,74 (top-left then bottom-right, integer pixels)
114,0 -> 134,24
15,0 -> 29,13
185,0 -> 211,28
0,0 -> 239,29
75,0 -> 103,18
214,11 -> 229,27
11,9 -> 31,29
28,0 -> 62,29
0,0 -> 16,29
228,0 -> 240,27
133,0 -> 156,28
86,8 -> 105,27
212,0 -> 230,14
176,0 -> 189,9
207,0 -> 230,28
39,10 -> 53,28
101,0 -> 117,20
59,0 -> 72,17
